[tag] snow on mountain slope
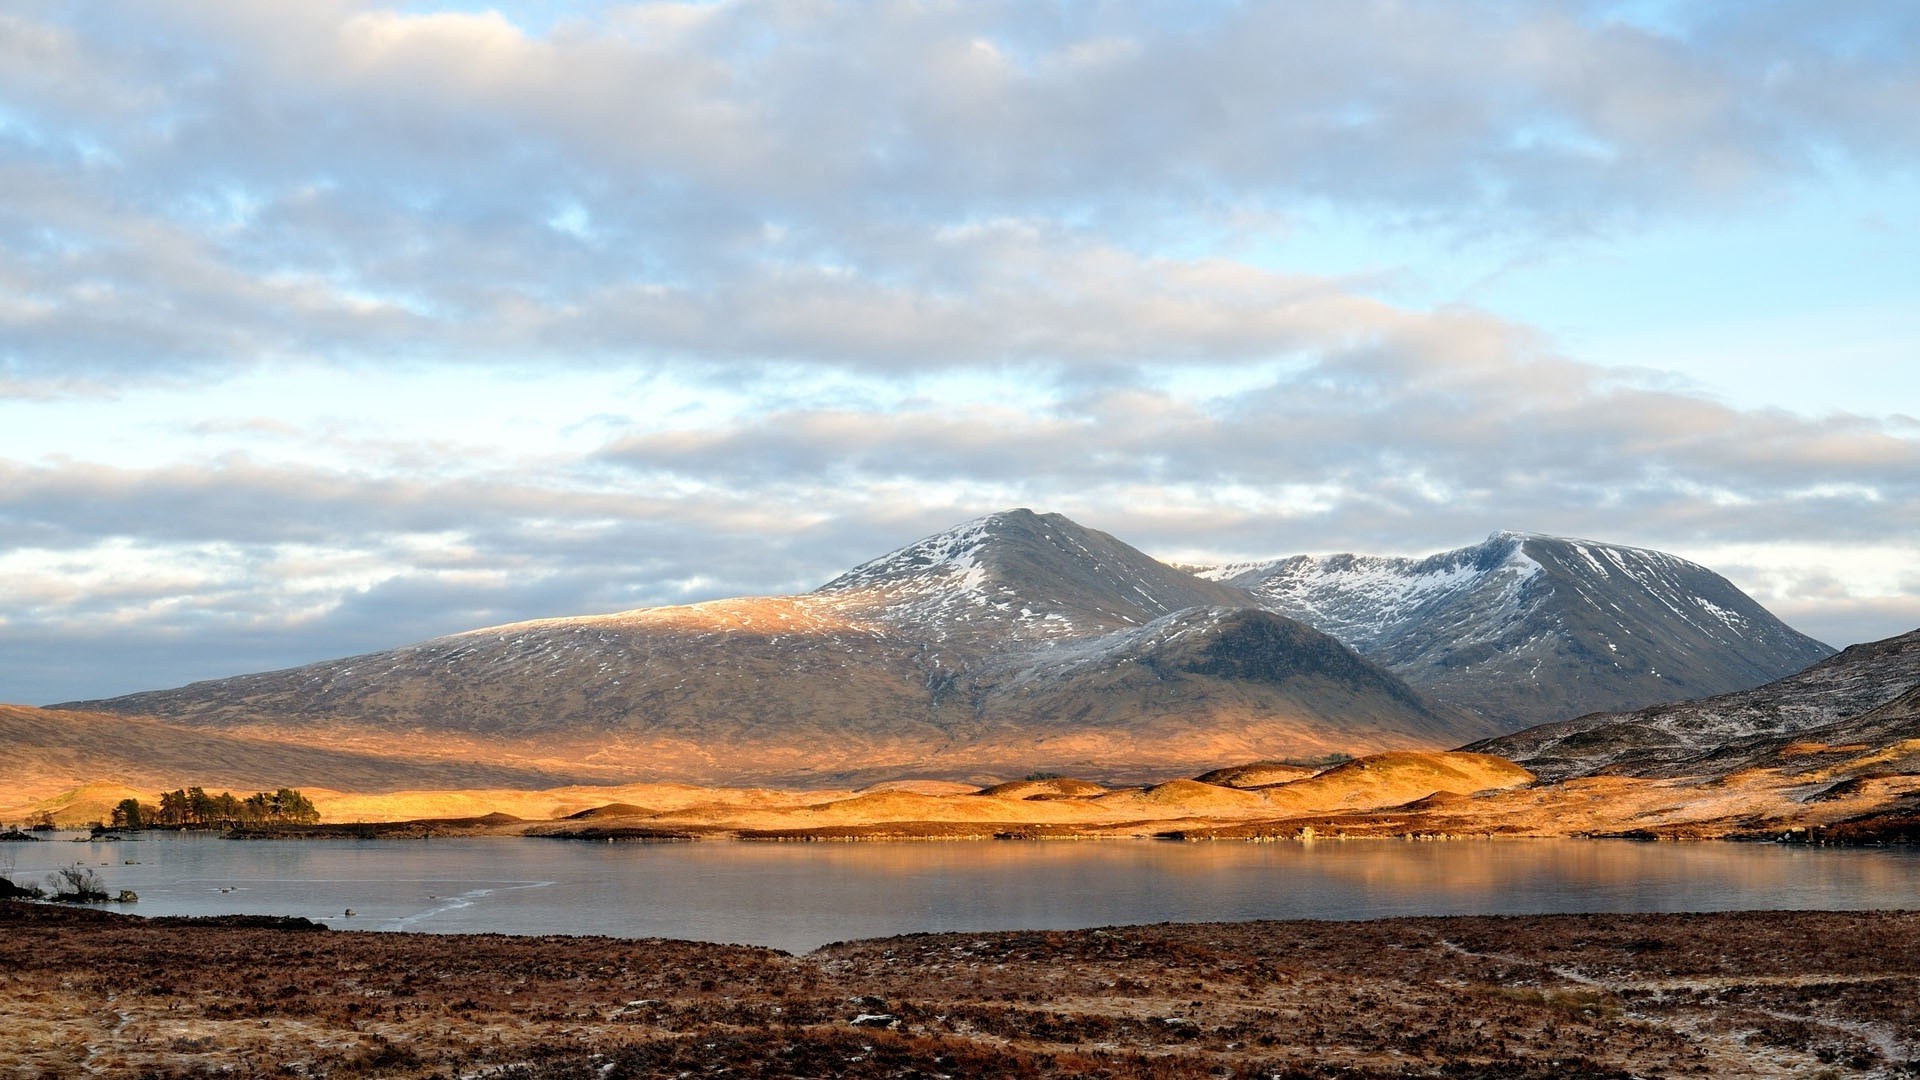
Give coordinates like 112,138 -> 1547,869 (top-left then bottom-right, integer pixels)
1200,532 -> 1540,649
1200,531 -> 1834,729
818,509 -> 1256,651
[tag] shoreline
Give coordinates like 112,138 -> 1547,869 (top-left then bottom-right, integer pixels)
12,893 -> 1920,948
29,818 -> 1920,846
64,820 -> 1920,845
14,748 -> 1920,846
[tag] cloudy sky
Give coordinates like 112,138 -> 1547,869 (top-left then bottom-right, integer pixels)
3,1 -> 1917,704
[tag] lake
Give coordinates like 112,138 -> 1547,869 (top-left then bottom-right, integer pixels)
6,833 -> 1917,953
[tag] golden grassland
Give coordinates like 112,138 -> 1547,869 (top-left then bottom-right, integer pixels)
8,745 -> 1918,841
0,751 -> 1527,832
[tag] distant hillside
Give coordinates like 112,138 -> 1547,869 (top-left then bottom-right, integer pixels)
0,703 -> 599,813
1200,531 -> 1833,728
1472,628 -> 1920,779
59,511 -> 1486,784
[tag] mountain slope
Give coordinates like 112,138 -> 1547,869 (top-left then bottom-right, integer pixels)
57,511 -> 1483,784
1471,628 -> 1920,779
0,703 -> 597,811
1201,531 -> 1833,728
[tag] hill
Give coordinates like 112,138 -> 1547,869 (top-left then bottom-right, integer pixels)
1472,627 -> 1920,780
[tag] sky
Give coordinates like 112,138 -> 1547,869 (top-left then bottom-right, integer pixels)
2,0 -> 1917,705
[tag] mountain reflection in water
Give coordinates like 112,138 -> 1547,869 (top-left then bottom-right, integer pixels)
12,833 -> 1916,953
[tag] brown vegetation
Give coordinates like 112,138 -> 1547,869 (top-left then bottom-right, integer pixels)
4,901 -> 1916,1078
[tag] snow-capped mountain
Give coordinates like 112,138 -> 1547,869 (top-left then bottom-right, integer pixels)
817,509 -> 1255,649
1199,531 -> 1834,728
1473,627 -> 1920,780
56,514 -> 1833,784
60,511 -> 1480,784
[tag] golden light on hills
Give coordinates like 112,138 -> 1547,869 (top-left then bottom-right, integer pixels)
9,751 -> 1539,834
573,596 -> 881,636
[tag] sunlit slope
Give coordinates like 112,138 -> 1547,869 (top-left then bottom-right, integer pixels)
0,703 -> 599,814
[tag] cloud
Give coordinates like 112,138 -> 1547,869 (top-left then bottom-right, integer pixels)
3,2 -> 1919,388
599,336 -> 1920,540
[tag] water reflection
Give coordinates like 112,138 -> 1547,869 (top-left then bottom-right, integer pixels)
6,834 -> 1915,953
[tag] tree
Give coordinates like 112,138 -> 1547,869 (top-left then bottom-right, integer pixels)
147,785 -> 322,828
110,798 -> 145,831
187,786 -> 216,825
273,788 -> 321,824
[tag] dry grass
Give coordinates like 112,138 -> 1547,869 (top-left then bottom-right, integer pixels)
5,902 -> 1917,1078
15,745 -> 1920,844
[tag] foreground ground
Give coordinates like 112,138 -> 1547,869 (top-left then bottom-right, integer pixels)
4,902 -> 1918,1078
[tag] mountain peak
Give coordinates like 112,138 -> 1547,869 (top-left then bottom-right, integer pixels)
1202,531 -> 1833,728
1489,530 -> 1684,563
816,509 -> 1253,646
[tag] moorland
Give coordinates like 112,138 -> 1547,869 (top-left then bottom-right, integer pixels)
5,901 -> 1917,1078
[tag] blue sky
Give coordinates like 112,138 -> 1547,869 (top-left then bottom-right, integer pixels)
2,0 -> 1916,704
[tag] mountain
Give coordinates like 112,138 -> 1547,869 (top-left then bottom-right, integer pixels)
57,510 -> 1486,785
817,507 -> 1256,649
1198,531 -> 1833,729
1471,627 -> 1920,780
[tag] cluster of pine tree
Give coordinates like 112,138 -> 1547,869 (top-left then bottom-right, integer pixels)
112,787 -> 320,830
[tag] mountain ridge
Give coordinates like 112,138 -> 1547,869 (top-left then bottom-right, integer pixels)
1198,530 -> 1832,727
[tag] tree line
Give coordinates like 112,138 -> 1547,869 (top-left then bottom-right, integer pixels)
110,787 -> 321,830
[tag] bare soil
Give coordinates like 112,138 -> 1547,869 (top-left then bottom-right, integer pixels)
4,901 -> 1917,1078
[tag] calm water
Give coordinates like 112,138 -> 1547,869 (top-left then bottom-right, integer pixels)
6,833 -> 1917,953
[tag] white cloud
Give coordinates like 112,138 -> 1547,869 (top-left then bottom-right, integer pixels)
3,1 -> 1917,389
